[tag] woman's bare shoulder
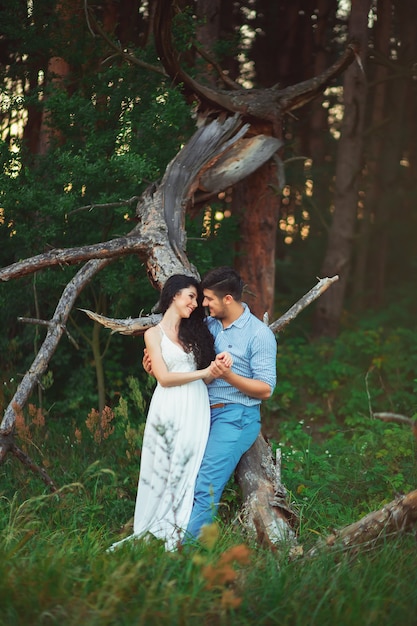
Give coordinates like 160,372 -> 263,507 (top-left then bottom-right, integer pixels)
144,324 -> 161,346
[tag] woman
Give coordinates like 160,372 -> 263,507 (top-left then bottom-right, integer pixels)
109,274 -> 231,551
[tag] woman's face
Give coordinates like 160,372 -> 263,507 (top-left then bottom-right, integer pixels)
173,285 -> 199,318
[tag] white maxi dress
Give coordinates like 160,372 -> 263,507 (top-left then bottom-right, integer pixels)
110,328 -> 210,551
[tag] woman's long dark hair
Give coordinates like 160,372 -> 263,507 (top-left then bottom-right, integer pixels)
155,274 -> 215,368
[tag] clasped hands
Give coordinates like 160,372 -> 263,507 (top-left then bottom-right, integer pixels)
142,348 -> 233,380
208,351 -> 233,379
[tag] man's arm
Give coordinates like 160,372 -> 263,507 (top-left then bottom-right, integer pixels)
208,361 -> 272,399
210,324 -> 277,400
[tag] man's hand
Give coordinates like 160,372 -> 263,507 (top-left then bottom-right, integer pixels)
209,352 -> 233,379
142,348 -> 154,376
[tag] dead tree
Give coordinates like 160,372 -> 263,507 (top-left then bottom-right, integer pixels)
0,111 -> 338,545
1,113 -> 417,551
3,6 -> 416,550
86,0 -> 360,320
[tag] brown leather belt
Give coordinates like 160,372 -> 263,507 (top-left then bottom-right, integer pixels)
210,403 -> 225,409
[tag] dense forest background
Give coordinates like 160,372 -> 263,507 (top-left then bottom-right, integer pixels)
1,2 -> 417,623
1,0 -> 417,421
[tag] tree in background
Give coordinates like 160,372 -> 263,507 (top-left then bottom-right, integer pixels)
313,0 -> 371,336
313,0 -> 417,335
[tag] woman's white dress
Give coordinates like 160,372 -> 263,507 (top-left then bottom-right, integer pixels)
110,328 -> 210,551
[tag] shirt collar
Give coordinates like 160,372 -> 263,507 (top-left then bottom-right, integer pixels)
210,302 -> 250,329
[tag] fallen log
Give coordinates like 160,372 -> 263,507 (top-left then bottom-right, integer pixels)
308,489 -> 417,557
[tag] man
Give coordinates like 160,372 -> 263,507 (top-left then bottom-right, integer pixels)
184,266 -> 277,541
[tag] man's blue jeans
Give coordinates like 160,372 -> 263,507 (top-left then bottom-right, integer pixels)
185,403 -> 260,541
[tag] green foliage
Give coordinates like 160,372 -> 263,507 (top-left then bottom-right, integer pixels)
268,320 -> 417,426
1,310 -> 417,624
0,398 -> 416,625
259,301 -> 417,543
186,207 -> 239,275
272,416 -> 416,535
0,0 -> 243,421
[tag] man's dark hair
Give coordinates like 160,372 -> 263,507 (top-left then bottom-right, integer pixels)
201,266 -> 244,301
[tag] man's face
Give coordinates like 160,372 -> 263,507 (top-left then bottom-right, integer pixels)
202,289 -> 226,319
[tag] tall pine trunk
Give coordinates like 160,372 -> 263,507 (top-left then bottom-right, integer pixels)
313,0 -> 371,337
352,0 -> 391,311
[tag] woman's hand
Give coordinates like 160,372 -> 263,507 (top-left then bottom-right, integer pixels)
206,352 -> 233,381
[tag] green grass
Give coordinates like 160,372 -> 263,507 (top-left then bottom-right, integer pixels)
1,321 -> 417,625
1,412 -> 416,625
0,493 -> 416,626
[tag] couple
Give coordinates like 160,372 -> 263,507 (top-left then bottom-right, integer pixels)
110,266 -> 277,551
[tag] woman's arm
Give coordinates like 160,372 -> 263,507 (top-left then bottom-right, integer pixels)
143,342 -> 232,386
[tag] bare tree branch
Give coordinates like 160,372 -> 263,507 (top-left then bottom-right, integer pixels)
0,116 -> 281,286
191,42 -> 242,90
80,275 -> 340,337
11,442 -> 58,493
373,412 -> 417,442
67,196 -> 140,216
85,3 -> 167,76
0,234 -> 144,282
153,0 -> 360,126
270,276 -> 339,333
0,258 -> 111,455
80,309 -> 162,336
373,412 -> 414,427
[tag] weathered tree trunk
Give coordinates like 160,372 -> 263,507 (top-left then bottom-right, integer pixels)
233,155 -> 281,319
307,0 -> 338,159
306,0 -> 338,245
151,0 -> 358,328
313,0 -> 371,337
236,434 -> 297,549
196,0 -> 221,76
0,115 -> 280,468
38,1 -> 75,154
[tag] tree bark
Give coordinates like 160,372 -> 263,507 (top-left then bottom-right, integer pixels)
313,0 -> 371,337
306,0 -> 338,246
352,0 -> 392,311
87,0 -> 357,338
370,0 -> 416,307
233,156 -> 281,319
236,434 -> 297,549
